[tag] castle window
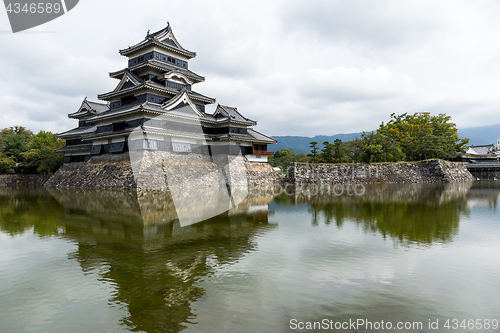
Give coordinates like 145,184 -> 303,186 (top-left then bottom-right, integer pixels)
121,95 -> 136,106
113,122 -> 126,132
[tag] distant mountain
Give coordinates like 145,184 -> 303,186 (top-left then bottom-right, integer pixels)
269,123 -> 500,154
269,133 -> 361,154
458,123 -> 500,146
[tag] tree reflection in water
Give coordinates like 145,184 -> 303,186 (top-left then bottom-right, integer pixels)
1,181 -> 499,332
276,182 -> 481,246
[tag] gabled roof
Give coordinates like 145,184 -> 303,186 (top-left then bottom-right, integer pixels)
119,23 -> 196,59
466,144 -> 496,155
158,71 -> 193,85
113,70 -> 143,92
162,89 -> 206,117
109,59 -> 205,83
213,104 -> 257,125
247,128 -> 277,144
98,80 -> 215,105
68,98 -> 109,119
85,102 -> 166,122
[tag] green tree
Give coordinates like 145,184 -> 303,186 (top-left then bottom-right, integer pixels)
29,130 -> 59,149
320,141 -> 334,163
294,153 -> 309,163
268,148 -> 296,170
359,132 -> 383,163
332,139 -> 347,163
309,141 -> 319,163
0,153 -> 15,173
0,128 -> 64,174
374,126 -> 404,162
346,139 -> 364,163
2,132 -> 30,157
19,131 -> 65,174
0,126 -> 33,149
380,113 -> 468,161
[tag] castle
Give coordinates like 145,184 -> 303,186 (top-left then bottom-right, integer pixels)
56,23 -> 276,165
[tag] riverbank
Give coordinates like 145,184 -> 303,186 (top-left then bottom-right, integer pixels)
43,152 -> 281,189
285,159 -> 474,184
1,159 -> 473,188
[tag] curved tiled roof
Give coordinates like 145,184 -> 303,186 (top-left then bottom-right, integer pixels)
57,125 -> 97,138
68,99 -> 109,119
109,60 -> 205,83
119,23 -> 196,59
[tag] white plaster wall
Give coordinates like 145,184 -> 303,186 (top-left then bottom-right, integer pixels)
245,154 -> 268,163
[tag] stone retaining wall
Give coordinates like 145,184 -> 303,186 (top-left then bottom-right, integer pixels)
44,153 -> 136,189
44,152 -> 281,189
285,159 -> 474,184
467,167 -> 500,180
245,161 -> 283,186
0,174 -> 52,187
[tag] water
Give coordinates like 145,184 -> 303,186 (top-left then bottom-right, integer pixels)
0,182 -> 499,333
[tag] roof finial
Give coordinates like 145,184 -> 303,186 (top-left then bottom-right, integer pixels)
146,29 -> 150,38
167,21 -> 170,28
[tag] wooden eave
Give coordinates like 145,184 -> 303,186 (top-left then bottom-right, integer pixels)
141,126 -> 206,140
98,82 -> 176,100
82,128 -> 134,140
211,135 -> 275,145
119,39 -> 196,59
68,99 -> 109,119
55,144 -> 93,154
68,111 -> 92,120
109,61 -> 205,83
98,82 -> 214,104
86,106 -> 164,123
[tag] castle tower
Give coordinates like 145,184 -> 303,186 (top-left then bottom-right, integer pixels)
56,24 -> 276,163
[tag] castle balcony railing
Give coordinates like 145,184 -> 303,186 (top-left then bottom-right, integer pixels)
253,150 -> 273,155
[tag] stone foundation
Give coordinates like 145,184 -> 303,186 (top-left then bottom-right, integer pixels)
44,153 -> 136,189
245,160 -> 283,186
44,152 -> 281,189
285,159 -> 474,184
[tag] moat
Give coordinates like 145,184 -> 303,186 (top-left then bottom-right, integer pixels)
0,181 -> 499,332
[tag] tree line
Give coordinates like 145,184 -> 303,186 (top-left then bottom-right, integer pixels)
0,126 -> 65,174
269,113 -> 469,169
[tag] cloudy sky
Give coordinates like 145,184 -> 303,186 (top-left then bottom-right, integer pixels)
1,0 -> 500,136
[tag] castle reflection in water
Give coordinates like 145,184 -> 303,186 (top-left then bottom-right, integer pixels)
0,181 -> 499,332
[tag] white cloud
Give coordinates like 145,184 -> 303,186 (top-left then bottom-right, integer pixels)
1,0 -> 500,136
300,66 -> 413,102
